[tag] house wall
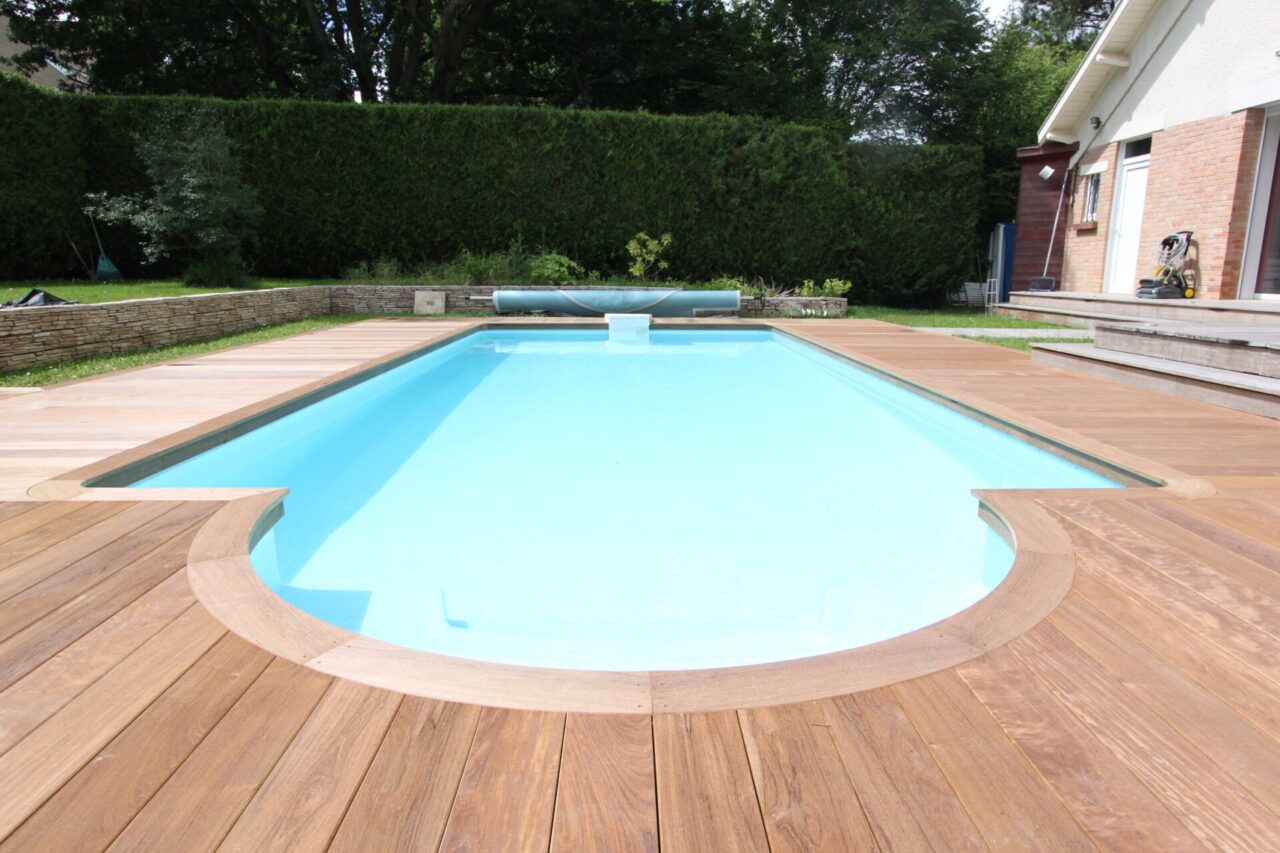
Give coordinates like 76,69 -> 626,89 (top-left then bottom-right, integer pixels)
1137,110 -> 1266,298
1059,113 -> 1266,297
1060,143 -> 1120,292
1059,0 -> 1280,151
1035,0 -> 1280,298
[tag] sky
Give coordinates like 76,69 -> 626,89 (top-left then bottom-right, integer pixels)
982,0 -> 1018,22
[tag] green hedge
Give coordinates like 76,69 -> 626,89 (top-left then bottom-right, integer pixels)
1,74 -> 982,305
0,74 -> 88,279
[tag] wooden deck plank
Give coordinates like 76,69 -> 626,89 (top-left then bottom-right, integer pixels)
0,502 -> 134,572
550,714 -> 659,853
106,658 -> 333,853
1011,623 -> 1280,850
1048,498 -> 1280,635
1048,592 -> 1280,815
0,604 -> 226,840
1050,511 -> 1280,683
1069,553 -> 1280,734
822,689 -> 986,852
328,698 -> 481,853
0,634 -> 271,852
437,707 -> 565,853
739,700 -> 878,852
1094,499 -> 1280,604
1134,497 -> 1280,571
0,502 -> 91,551
0,520 -> 201,692
956,645 -> 1205,851
218,680 -> 401,853
892,670 -> 1096,851
653,711 -> 770,853
0,502 -> 210,642
0,571 -> 194,756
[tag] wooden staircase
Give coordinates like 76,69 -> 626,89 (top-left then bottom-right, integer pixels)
1032,321 -> 1280,419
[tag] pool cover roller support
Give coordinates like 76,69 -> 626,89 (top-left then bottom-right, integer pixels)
491,289 -> 740,317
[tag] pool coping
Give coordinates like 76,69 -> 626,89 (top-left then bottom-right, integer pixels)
26,318 -> 1217,712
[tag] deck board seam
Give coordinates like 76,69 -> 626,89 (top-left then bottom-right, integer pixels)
97,641 -> 283,852
210,672 -> 340,851
731,709 -> 778,853
895,673 -> 1102,851
320,692 -> 407,853
876,688 -> 991,851
544,713 -> 570,853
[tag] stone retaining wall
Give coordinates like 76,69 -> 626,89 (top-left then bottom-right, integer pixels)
0,287 -> 330,372
1,284 -> 846,372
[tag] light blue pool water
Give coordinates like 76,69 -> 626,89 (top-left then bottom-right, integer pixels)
135,329 -> 1118,670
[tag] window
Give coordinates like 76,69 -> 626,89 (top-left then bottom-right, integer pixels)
1124,137 -> 1152,159
1081,173 -> 1101,223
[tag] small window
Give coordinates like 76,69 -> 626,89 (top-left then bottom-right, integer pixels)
1081,173 -> 1101,223
1124,137 -> 1152,158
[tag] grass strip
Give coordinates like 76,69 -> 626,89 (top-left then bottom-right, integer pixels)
0,313 -> 382,387
846,305 -> 1070,329
968,336 -> 1093,352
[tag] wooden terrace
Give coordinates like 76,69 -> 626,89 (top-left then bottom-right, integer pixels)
0,318 -> 1277,850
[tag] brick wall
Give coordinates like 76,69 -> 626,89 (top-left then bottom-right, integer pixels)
1060,142 -> 1119,292
2,285 -> 846,372
1137,110 -> 1265,299
1058,110 -> 1266,298
1012,143 -> 1077,291
0,287 -> 330,372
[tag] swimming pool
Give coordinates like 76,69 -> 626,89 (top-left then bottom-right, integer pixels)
135,328 -> 1117,670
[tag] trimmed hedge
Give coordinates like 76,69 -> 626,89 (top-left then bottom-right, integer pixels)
0,73 -> 88,279
1,74 -> 982,304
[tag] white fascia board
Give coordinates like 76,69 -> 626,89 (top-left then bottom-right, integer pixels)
1036,0 -> 1160,145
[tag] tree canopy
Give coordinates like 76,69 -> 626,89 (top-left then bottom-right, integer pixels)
3,0 -> 1103,267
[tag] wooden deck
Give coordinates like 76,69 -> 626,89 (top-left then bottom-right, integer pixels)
1,318 -> 1278,850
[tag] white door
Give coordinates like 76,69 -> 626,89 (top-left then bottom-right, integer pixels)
1104,155 -> 1150,294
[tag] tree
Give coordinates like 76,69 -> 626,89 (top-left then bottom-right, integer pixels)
0,0 -> 501,102
1016,0 -> 1115,51
740,0 -> 990,139
84,109 -> 262,285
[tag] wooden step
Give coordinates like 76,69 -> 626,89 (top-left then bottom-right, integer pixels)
1032,343 -> 1280,420
1095,324 -> 1280,379
993,303 -> 1165,330
1006,293 -> 1280,326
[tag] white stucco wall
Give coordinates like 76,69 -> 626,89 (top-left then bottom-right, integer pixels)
1065,0 -> 1280,153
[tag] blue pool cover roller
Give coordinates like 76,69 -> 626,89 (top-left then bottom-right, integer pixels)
491,289 -> 740,317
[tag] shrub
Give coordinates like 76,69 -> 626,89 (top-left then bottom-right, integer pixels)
529,252 -> 583,285
797,278 -> 851,298
626,232 -> 672,280
83,108 -> 260,286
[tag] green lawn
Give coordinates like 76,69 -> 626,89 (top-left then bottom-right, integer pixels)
969,336 -> 1092,352
0,280 -> 337,305
846,306 -> 1069,329
0,313 -> 378,387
